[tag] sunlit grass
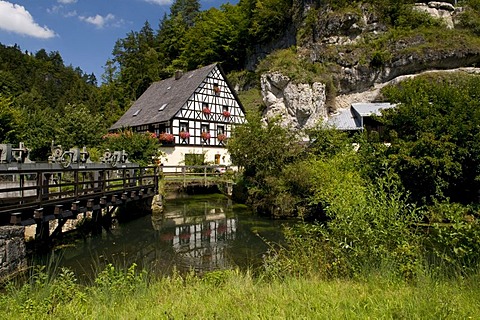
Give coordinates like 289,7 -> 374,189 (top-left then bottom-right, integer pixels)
1,266 -> 479,319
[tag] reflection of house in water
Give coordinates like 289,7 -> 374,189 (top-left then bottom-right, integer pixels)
151,202 -> 237,272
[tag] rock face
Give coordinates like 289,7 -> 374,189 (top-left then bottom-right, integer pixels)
261,67 -> 480,130
261,72 -> 328,129
254,2 -> 480,129
414,2 -> 457,29
302,2 -> 480,94
0,226 -> 26,280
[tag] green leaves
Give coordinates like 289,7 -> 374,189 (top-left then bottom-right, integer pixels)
381,73 -> 480,204
101,129 -> 162,166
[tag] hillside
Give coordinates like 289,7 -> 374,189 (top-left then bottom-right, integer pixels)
243,0 -> 480,128
2,0 -> 480,156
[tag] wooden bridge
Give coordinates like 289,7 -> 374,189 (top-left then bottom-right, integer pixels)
0,162 -> 159,241
160,165 -> 234,190
0,162 -> 233,242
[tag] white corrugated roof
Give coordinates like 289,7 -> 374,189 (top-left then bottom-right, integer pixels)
327,102 -> 396,131
351,102 -> 396,116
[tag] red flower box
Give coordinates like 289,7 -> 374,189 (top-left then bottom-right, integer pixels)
222,111 -> 231,118
160,232 -> 174,241
201,132 -> 211,140
217,133 -> 227,142
159,133 -> 174,142
148,132 -> 157,139
179,232 -> 191,240
179,131 -> 190,139
202,107 -> 211,115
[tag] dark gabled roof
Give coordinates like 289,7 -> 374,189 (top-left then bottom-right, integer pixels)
110,63 -> 218,130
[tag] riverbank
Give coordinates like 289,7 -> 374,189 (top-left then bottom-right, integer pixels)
1,266 -> 479,319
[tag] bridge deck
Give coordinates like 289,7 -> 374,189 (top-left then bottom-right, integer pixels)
0,163 -> 158,225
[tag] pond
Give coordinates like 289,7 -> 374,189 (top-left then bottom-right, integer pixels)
30,193 -> 288,280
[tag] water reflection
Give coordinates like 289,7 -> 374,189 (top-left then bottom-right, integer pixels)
151,199 -> 238,272
32,195 -> 285,280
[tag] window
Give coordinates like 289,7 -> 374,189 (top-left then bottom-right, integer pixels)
213,83 -> 220,96
133,109 -> 141,116
222,105 -> 229,112
135,125 -> 148,132
159,123 -> 171,134
217,125 -> 225,135
158,103 -> 167,111
180,122 -> 188,132
201,124 -> 209,132
202,102 -> 211,115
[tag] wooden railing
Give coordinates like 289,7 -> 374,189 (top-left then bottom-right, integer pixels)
160,165 -> 233,187
0,163 -> 158,221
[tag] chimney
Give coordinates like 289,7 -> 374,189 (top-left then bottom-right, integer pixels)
175,70 -> 183,80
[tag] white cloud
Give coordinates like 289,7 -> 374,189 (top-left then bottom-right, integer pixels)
0,1 -> 56,39
79,13 -> 115,28
58,0 -> 77,4
47,5 -> 62,14
144,0 -> 172,5
64,10 -> 77,18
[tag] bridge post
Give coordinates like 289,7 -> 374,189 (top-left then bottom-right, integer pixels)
204,166 -> 207,186
33,208 -> 50,243
183,166 -> 186,188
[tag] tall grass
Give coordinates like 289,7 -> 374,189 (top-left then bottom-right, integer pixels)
1,265 -> 479,319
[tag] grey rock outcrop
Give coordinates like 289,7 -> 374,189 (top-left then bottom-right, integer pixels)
261,72 -> 328,130
413,2 -> 458,29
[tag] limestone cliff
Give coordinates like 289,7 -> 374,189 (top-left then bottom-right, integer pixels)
261,72 -> 327,130
258,1 -> 480,130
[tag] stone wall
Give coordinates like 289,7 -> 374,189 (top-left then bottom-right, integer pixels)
0,226 -> 26,280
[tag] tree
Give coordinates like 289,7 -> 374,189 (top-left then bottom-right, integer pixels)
380,72 -> 480,204
101,130 -> 161,166
179,5 -> 247,70
228,113 -> 303,215
0,95 -> 24,144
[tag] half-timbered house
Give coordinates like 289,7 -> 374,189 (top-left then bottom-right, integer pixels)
110,63 -> 246,167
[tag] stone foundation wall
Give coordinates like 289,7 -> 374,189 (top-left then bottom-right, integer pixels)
0,226 -> 26,280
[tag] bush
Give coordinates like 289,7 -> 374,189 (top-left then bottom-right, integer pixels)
101,129 -> 162,166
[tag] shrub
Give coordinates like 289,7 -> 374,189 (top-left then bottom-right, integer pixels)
101,129 -> 162,165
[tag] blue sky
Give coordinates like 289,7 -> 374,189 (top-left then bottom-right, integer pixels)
0,0 -> 231,83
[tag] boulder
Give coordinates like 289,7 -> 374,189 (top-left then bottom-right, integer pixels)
261,72 -> 328,130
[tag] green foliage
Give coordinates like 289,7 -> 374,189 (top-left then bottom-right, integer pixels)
237,88 -> 263,114
0,95 -> 25,144
424,202 -> 480,273
265,166 -> 422,279
94,263 -> 147,294
228,113 -> 303,215
380,73 -> 480,204
0,43 -> 108,160
54,104 -> 105,148
306,125 -> 353,159
249,0 -> 293,43
183,152 -> 206,166
101,129 -> 162,166
2,266 -> 83,316
458,0 -> 480,35
2,264 -> 480,318
257,47 -> 333,84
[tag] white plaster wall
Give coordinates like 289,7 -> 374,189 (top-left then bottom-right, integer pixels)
159,146 -> 231,171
